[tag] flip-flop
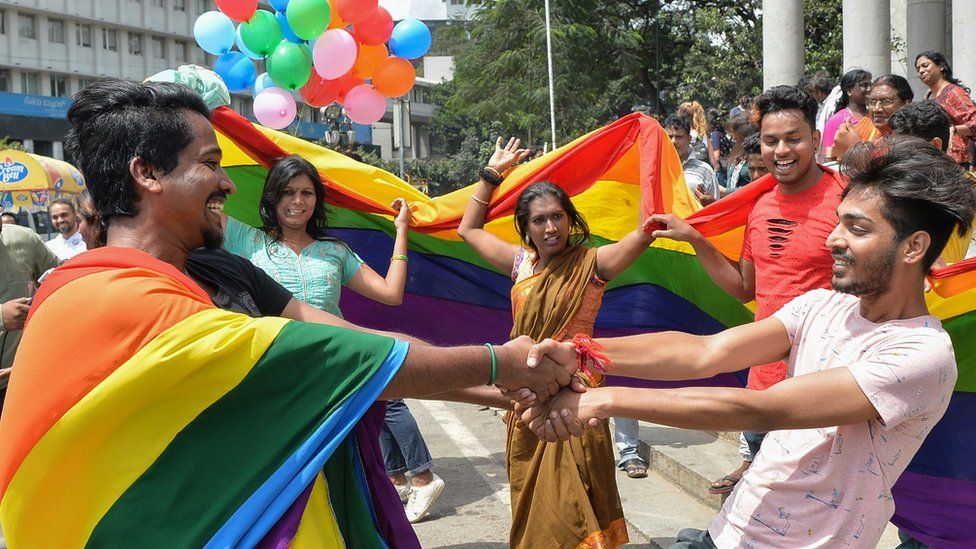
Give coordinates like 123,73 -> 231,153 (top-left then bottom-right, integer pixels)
707,474 -> 741,495
622,458 -> 648,479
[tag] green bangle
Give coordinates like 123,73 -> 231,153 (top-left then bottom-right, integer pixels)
484,343 -> 497,385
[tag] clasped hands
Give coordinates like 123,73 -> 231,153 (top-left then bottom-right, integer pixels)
494,337 -> 608,442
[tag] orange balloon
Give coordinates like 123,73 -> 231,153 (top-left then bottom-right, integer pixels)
352,43 -> 388,79
372,57 -> 416,98
327,0 -> 348,29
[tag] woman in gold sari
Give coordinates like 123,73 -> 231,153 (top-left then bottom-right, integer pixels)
458,137 -> 656,548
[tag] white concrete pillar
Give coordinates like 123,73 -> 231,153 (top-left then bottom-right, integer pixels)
952,0 -> 976,92
906,0 -> 947,98
762,0 -> 805,89
842,0 -> 891,76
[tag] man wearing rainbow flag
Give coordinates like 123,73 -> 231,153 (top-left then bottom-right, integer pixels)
0,79 -> 574,547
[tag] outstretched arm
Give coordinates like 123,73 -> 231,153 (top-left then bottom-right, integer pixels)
527,367 -> 876,442
594,217 -> 657,281
457,137 -> 529,272
528,315 -> 791,381
280,297 -> 428,346
345,198 -> 412,305
648,213 -> 756,302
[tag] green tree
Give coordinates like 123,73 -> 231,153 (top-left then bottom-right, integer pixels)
0,137 -> 28,152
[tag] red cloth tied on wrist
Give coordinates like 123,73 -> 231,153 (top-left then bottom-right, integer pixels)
573,334 -> 611,377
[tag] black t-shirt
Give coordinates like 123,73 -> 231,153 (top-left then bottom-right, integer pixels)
186,248 -> 292,317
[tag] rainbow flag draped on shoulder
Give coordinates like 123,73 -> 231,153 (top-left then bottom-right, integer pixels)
212,107 -> 976,548
0,247 -> 407,548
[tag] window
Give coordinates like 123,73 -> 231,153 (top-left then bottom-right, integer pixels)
50,75 -> 68,97
75,23 -> 91,47
175,40 -> 187,61
20,72 -> 39,95
128,32 -> 142,55
151,0 -> 164,7
102,28 -> 118,51
18,13 -> 35,40
197,0 -> 208,15
0,11 -> 7,35
78,77 -> 96,90
152,36 -> 165,58
174,0 -> 185,11
0,69 -> 10,92
47,18 -> 64,43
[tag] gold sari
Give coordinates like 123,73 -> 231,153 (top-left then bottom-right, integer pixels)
506,245 -> 628,549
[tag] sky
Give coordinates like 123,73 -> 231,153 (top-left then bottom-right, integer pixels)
378,0 -> 448,21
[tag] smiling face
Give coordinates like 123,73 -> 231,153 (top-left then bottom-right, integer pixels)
524,194 -> 570,259
826,189 -> 900,298
50,202 -> 79,236
868,84 -> 908,130
915,56 -> 943,87
759,109 -> 821,189
274,174 -> 317,234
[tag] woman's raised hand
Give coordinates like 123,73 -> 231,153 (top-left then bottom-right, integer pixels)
391,198 -> 411,229
487,136 -> 531,174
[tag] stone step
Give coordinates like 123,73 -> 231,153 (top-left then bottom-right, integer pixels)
616,468 -> 716,548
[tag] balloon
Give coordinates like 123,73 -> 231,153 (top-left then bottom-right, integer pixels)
239,10 -> 281,57
266,40 -> 313,90
312,29 -> 358,80
353,6 -> 392,46
213,51 -> 257,92
332,72 -> 365,104
253,72 -> 278,95
351,43 -> 387,79
269,0 -> 289,11
343,84 -> 386,124
215,0 -> 257,22
193,11 -> 236,55
254,88 -> 297,129
235,25 -> 262,59
286,0 -> 331,41
336,0 -> 377,25
372,56 -> 415,98
389,19 -> 431,60
275,10 -> 301,43
301,72 -> 341,107
327,0 -> 348,29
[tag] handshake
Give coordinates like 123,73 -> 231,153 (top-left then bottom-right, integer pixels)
490,336 -> 609,443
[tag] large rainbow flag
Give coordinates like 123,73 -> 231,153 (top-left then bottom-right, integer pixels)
0,247 -> 408,547
212,107 -> 976,548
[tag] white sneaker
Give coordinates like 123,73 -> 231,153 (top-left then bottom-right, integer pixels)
405,474 -> 445,523
394,483 -> 413,504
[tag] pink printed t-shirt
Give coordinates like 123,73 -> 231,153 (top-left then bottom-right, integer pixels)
709,289 -> 956,548
741,168 -> 845,390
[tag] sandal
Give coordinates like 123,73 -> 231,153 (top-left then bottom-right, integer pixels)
707,474 -> 741,495
622,458 -> 648,479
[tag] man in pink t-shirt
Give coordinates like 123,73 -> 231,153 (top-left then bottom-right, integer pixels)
653,85 -> 844,492
521,137 -> 974,548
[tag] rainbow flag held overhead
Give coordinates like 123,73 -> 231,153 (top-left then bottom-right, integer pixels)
212,106 -> 976,548
0,247 -> 407,548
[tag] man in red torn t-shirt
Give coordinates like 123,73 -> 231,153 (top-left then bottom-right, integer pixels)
650,85 -> 845,494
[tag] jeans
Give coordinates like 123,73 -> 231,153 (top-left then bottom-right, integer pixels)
669,528 -> 717,549
380,399 -> 433,475
613,417 -> 644,467
896,530 -> 930,549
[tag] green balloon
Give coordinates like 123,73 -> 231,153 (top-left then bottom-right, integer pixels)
266,41 -> 312,90
286,0 -> 330,41
240,10 -> 282,57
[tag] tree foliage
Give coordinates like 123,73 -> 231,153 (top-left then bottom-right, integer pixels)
431,0 -> 842,154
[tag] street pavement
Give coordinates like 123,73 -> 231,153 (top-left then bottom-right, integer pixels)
403,399 -> 657,548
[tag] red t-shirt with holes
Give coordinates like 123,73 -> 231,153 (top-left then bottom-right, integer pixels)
741,167 -> 846,390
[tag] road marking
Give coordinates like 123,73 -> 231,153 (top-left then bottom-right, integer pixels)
415,400 -> 512,510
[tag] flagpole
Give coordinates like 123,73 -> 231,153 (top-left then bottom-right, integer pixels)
544,0 -> 557,150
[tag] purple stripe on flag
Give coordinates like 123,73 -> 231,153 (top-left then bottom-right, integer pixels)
891,470 -> 976,549
255,481 -> 314,549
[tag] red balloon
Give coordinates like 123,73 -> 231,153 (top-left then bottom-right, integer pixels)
333,72 -> 365,104
353,6 -> 393,46
336,0 -> 378,25
215,0 -> 257,22
372,57 -> 415,98
301,72 -> 341,108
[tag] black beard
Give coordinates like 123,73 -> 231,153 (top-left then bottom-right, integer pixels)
202,226 -> 224,250
831,245 -> 897,298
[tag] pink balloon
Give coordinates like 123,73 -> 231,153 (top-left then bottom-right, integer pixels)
343,84 -> 386,124
313,29 -> 359,80
253,88 -> 297,129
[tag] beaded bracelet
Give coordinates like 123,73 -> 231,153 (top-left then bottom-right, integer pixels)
391,254 -> 408,262
484,343 -> 498,385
